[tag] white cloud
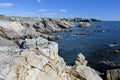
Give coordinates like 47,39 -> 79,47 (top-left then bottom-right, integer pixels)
38,9 -> 47,12
41,12 -> 58,17
20,12 -> 36,17
37,0 -> 41,2
0,3 -> 13,8
24,12 -> 36,15
60,9 -> 67,12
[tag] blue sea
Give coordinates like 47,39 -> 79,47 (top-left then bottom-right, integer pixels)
52,21 -> 120,71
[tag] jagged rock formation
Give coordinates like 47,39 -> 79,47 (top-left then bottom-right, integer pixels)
0,37 -> 102,80
96,48 -> 120,55
60,18 -> 101,22
0,17 -> 103,80
106,69 -> 120,80
32,18 -> 74,33
0,18 -> 74,40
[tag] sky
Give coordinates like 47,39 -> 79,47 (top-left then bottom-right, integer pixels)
0,0 -> 120,20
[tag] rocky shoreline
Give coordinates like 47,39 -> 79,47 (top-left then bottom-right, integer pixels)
0,16 -> 120,80
0,16 -> 104,80
0,37 -> 102,80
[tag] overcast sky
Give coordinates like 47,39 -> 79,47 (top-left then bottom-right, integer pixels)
0,0 -> 120,20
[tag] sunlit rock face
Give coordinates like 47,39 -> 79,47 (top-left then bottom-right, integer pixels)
0,17 -> 102,80
0,37 -> 102,80
78,22 -> 92,28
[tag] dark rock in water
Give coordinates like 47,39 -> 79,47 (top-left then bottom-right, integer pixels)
48,35 -> 62,41
40,33 -> 62,41
94,30 -> 104,32
98,61 -> 120,68
74,18 -> 91,22
90,18 -> 101,22
114,49 -> 120,54
76,32 -> 90,37
96,26 -> 102,28
109,42 -> 119,47
73,17 -> 101,22
78,22 -> 92,28
113,42 -> 118,44
106,69 -> 120,80
96,48 -> 120,54
63,29 -> 72,32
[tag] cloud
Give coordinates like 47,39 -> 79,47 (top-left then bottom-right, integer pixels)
37,0 -> 41,2
20,12 -> 36,16
0,3 -> 13,8
60,9 -> 67,12
23,12 -> 36,15
41,12 -> 58,17
38,9 -> 47,12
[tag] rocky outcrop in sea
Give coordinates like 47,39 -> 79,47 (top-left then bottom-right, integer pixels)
60,17 -> 101,22
78,22 -> 92,28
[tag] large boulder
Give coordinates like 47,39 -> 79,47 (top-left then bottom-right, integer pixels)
78,22 -> 92,28
75,53 -> 88,66
74,53 -> 103,80
0,21 -> 40,39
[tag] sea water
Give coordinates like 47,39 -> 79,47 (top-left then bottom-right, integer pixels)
52,21 -> 120,71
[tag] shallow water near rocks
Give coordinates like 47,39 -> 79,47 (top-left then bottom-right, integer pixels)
52,21 -> 120,72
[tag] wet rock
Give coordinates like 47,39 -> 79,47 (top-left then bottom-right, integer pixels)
40,33 -> 62,41
98,60 -> 120,68
63,29 -> 72,32
76,32 -> 90,37
90,18 -> 101,22
96,26 -> 102,28
60,17 -> 101,22
114,49 -> 120,54
109,42 -> 119,47
48,35 -> 62,41
94,30 -> 104,32
96,48 -> 120,54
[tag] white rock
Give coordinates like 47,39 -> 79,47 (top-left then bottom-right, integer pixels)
75,66 -> 102,80
26,68 -> 40,80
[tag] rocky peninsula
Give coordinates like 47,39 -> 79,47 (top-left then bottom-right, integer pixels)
0,16 -> 104,80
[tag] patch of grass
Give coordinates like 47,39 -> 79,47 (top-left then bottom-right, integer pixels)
0,15 -> 5,20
